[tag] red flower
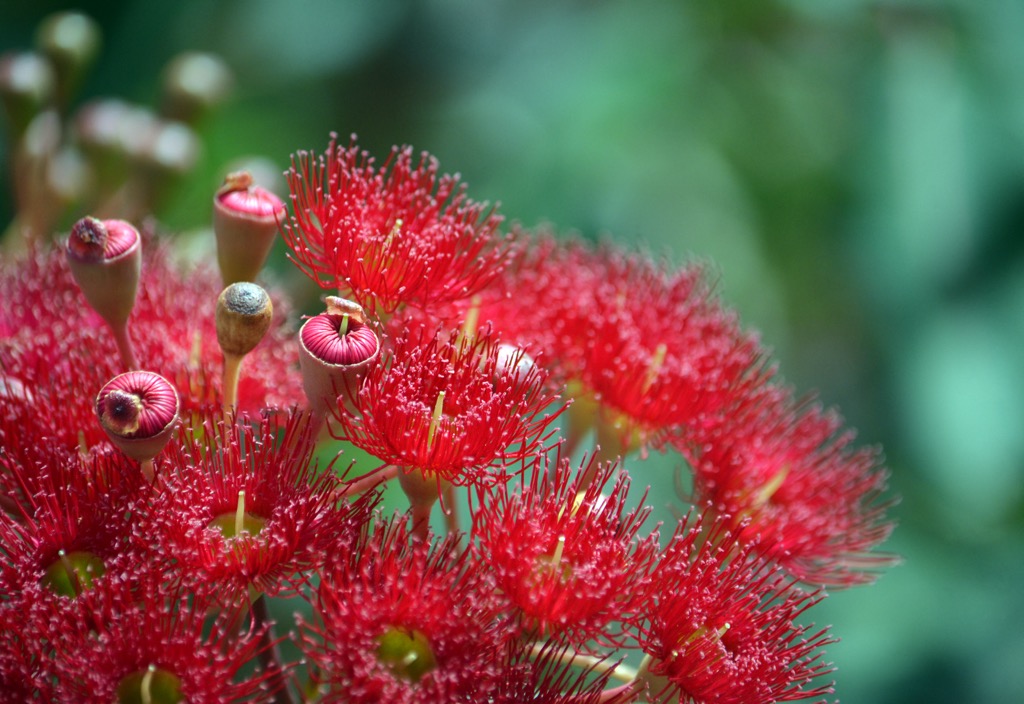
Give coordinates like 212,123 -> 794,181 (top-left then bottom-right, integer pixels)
476,233 -> 765,456
683,383 -> 898,587
0,602 -> 53,703
472,452 -> 659,643
0,445 -> 149,613
0,426 -> 157,693
331,324 -> 566,487
579,257 -> 764,454
140,410 -> 373,601
0,368 -> 114,511
467,231 -> 605,384
298,520 -> 513,703
281,134 -> 513,315
633,514 -> 835,704
47,577 -> 277,704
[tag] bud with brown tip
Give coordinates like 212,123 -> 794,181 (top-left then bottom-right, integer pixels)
66,216 -> 141,370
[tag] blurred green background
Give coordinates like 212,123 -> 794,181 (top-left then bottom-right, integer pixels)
3,1 -> 1023,702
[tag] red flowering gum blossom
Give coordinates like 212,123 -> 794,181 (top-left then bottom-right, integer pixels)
0,367 -> 116,510
95,370 -> 179,463
46,578 -> 276,704
472,453 -> 659,643
297,520 -> 512,704
298,296 -> 380,418
683,383 -> 898,588
579,259 -> 765,455
0,446 -> 144,630
281,134 -> 513,315
633,514 -> 836,704
141,410 -> 374,601
474,233 -> 765,457
213,170 -> 286,285
330,325 -> 566,487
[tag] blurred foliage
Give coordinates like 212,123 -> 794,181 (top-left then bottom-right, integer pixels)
3,1 -> 1024,702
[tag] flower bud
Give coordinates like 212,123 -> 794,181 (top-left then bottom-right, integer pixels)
96,371 -> 179,464
213,171 -> 285,285
159,51 -> 232,126
495,343 -> 537,385
216,282 -> 273,410
66,216 -> 141,339
34,11 -> 101,108
0,52 -> 55,137
73,99 -> 133,193
131,119 -> 200,215
298,296 -> 380,418
216,282 -> 273,358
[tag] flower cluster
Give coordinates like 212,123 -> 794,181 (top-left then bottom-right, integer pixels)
1,19 -> 897,700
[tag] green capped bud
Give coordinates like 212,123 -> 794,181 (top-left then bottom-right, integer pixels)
35,11 -> 101,109
160,52 -> 232,125
0,52 -> 56,137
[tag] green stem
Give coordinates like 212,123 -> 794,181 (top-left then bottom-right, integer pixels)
111,321 -> 137,370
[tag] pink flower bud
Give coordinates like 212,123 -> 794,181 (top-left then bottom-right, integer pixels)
298,296 -> 380,418
95,371 -> 179,464
66,216 -> 141,324
213,171 -> 285,285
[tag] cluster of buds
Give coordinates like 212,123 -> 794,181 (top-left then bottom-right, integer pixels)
0,11 -> 232,248
0,21 -> 897,700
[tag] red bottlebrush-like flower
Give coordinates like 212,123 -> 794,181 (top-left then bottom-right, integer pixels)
578,258 -> 764,454
466,231 -> 604,384
139,410 -> 374,601
0,599 -> 55,703
0,445 -> 149,635
281,134 -> 513,315
476,233 -> 765,456
633,514 -> 835,704
0,446 -> 155,700
472,453 -> 659,643
331,324 -> 565,487
298,520 -> 513,704
47,577 -> 277,704
683,383 -> 898,588
0,367 -> 113,511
